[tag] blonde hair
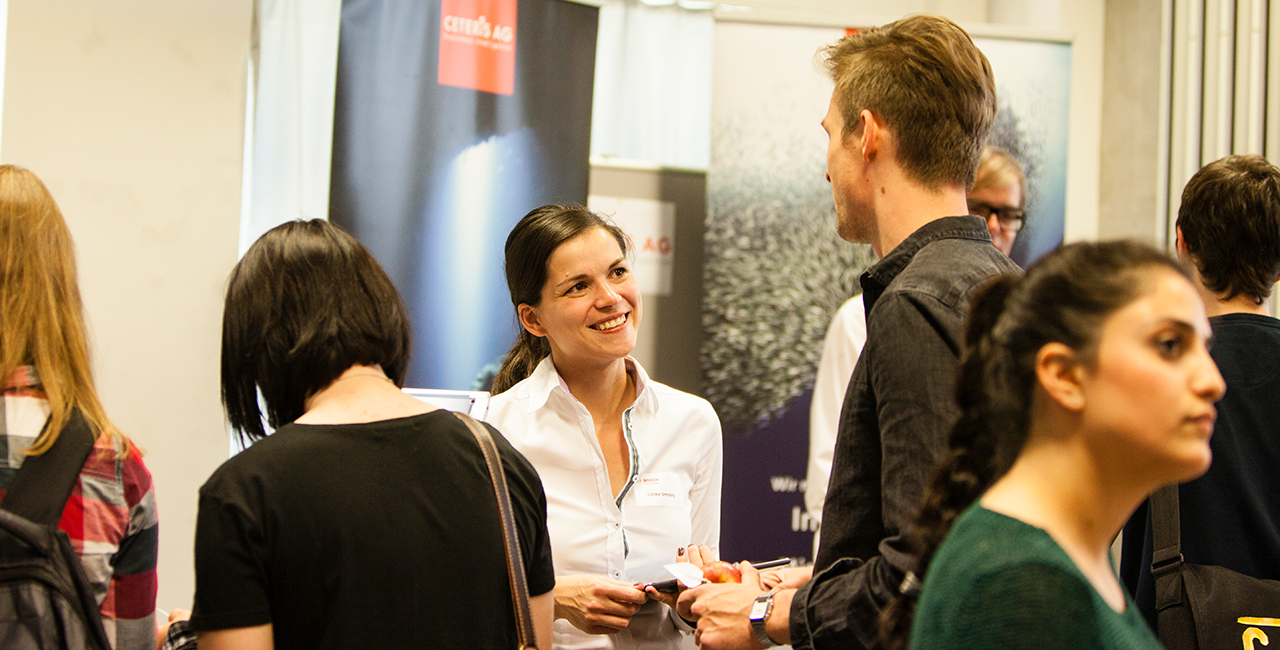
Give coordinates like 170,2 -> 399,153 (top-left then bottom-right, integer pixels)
0,165 -> 128,456
972,145 -> 1026,208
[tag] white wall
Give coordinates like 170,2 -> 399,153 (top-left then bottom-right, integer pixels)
2,0 -> 252,610
1058,0 -> 1105,243
1099,0 -> 1164,244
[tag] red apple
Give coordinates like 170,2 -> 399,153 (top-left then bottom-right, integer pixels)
702,561 -> 742,584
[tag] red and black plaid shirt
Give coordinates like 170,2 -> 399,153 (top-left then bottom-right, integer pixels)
1,366 -> 158,650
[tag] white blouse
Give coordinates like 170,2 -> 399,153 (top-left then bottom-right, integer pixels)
486,356 -> 723,650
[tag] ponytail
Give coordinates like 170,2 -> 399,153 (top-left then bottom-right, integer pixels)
491,329 -> 550,395
878,240 -> 1189,649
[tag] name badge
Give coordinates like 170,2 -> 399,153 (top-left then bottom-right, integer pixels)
634,472 -> 682,507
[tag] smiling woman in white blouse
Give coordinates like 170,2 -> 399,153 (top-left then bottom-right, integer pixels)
487,205 -> 723,649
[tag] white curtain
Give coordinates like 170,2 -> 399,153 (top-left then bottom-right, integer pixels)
239,0 -> 342,256
1162,0 -> 1280,243
589,0 -> 713,169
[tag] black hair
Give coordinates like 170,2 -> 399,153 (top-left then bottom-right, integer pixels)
879,240 -> 1189,648
220,219 -> 411,443
490,205 -> 629,394
1177,154 -> 1280,304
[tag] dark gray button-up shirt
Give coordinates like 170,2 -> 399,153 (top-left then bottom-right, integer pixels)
790,215 -> 1022,650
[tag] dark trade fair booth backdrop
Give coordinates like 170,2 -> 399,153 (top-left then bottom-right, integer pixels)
329,0 -> 598,391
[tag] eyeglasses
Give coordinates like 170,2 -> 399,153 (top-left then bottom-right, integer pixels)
968,200 -> 1026,233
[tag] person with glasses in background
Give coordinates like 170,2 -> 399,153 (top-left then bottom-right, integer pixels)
967,145 -> 1026,257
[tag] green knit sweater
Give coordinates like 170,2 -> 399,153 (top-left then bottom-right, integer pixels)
910,505 -> 1160,650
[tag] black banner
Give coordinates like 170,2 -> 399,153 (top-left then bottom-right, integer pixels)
330,0 -> 598,389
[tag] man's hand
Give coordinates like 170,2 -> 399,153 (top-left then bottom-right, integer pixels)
678,562 -> 776,649
554,575 -> 649,634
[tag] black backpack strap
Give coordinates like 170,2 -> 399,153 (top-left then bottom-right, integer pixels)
2,407 -> 97,526
1149,484 -> 1185,612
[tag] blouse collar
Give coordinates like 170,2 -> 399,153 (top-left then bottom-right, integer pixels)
522,355 -> 657,417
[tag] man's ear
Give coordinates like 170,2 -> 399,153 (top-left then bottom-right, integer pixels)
859,109 -> 880,162
517,304 -> 547,338
1035,342 -> 1086,412
1175,226 -> 1212,284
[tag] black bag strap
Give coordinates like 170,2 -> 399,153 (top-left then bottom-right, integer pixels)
453,411 -> 539,650
1149,484 -> 1186,611
2,407 -> 97,526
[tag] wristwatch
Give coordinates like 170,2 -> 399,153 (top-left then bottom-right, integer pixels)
749,590 -> 780,648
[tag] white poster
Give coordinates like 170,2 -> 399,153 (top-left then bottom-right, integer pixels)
705,20 -> 866,564
588,195 -> 676,296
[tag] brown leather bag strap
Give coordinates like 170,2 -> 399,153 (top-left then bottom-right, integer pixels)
454,411 -> 538,650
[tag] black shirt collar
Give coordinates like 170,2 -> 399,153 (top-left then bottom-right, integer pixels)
859,216 -> 993,313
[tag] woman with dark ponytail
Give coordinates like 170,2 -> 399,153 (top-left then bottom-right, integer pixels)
487,205 -> 723,649
883,240 -> 1225,649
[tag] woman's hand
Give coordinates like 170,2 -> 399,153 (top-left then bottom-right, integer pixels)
644,544 -> 717,610
555,575 -> 648,634
759,565 -> 812,590
683,544 -> 716,570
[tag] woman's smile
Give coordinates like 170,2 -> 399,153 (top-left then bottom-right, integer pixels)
591,313 -> 630,331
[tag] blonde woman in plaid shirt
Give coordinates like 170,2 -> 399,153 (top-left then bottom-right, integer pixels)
0,164 -> 159,650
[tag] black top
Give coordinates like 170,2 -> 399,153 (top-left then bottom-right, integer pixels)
190,410 -> 555,649
1121,313 -> 1280,628
791,216 -> 1021,650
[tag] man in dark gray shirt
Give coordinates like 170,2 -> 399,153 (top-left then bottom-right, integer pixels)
680,15 -> 1020,649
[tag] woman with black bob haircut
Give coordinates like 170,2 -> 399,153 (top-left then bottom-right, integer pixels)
881,241 -> 1225,649
219,218 -> 410,441
487,205 -> 722,649
190,219 -> 555,650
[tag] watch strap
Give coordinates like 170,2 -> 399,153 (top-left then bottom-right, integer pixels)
749,590 -> 779,648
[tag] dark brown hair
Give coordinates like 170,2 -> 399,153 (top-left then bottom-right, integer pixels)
491,205 -> 629,394
1177,154 -> 1280,304
819,14 -> 996,190
879,241 -> 1189,648
221,219 -> 411,443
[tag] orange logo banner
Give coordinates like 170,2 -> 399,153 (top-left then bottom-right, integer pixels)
439,0 -> 517,95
